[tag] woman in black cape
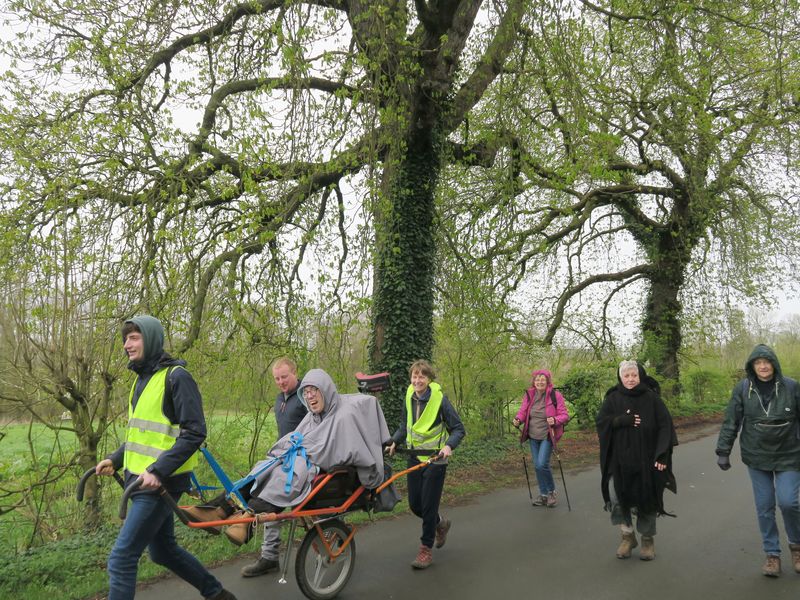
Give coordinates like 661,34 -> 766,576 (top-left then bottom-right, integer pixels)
596,361 -> 677,561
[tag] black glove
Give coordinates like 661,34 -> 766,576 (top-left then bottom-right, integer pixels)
717,455 -> 731,471
612,414 -> 635,428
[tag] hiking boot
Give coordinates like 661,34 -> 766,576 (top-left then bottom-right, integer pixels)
411,545 -> 433,569
434,517 -> 451,549
532,495 -> 547,506
182,505 -> 228,535
546,491 -> 558,508
790,543 -> 800,574
762,554 -> 781,577
224,513 -> 254,546
639,536 -> 655,561
616,532 -> 638,559
241,556 -> 279,577
207,589 -> 237,600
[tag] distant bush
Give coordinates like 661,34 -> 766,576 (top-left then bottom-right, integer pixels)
560,364 -> 616,429
682,368 -> 731,406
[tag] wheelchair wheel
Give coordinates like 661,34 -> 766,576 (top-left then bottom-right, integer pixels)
295,519 -> 356,600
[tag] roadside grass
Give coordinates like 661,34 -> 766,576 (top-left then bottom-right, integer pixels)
0,409 -> 724,600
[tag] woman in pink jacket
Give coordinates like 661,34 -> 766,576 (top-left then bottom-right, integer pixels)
512,369 -> 570,507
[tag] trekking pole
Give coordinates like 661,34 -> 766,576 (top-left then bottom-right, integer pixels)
513,423 -> 535,505
521,454 -> 534,504
549,426 -> 571,512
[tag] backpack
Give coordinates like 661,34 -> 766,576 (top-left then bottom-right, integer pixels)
525,388 -> 569,423
520,388 -> 571,438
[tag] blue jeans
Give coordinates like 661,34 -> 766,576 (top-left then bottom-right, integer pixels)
747,467 -> 800,555
529,438 -> 555,496
107,491 -> 222,600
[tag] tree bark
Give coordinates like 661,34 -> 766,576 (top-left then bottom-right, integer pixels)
369,116 -> 442,429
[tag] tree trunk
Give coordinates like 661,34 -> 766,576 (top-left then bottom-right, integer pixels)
369,124 -> 442,429
73,408 -> 104,529
641,237 -> 690,399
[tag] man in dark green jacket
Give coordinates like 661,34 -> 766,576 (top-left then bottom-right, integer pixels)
716,344 -> 800,577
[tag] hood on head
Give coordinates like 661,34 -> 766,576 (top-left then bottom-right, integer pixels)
617,361 -> 645,387
616,361 -> 660,394
530,369 -> 555,398
298,368 -> 339,416
531,369 -> 552,386
125,315 -> 165,363
745,344 -> 782,380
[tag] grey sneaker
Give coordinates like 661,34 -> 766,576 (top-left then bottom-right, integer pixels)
546,491 -> 558,508
532,495 -> 547,506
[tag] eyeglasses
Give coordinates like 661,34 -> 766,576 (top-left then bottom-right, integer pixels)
302,386 -> 320,397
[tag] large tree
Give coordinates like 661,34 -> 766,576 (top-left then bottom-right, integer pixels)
0,0 -> 526,432
442,0 -> 800,394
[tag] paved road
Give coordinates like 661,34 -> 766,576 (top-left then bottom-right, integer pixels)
136,430 -> 800,599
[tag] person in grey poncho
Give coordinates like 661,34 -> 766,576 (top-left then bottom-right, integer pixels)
185,368 -> 391,545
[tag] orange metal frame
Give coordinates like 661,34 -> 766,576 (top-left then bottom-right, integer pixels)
182,456 -> 436,560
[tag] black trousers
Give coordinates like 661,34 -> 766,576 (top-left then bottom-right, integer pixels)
406,460 -> 447,548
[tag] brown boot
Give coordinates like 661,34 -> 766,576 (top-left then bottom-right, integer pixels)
790,543 -> 800,574
224,512 -> 254,546
411,545 -> 433,569
639,536 -> 655,561
616,531 -> 638,559
181,505 -> 228,535
434,517 -> 451,549
762,554 -> 781,577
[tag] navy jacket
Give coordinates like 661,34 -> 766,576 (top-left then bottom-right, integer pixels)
275,381 -> 307,438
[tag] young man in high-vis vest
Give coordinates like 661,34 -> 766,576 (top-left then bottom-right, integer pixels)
386,359 -> 466,569
95,315 -> 236,600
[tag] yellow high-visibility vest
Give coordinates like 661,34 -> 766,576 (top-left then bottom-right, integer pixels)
405,382 -> 447,450
123,367 -> 197,475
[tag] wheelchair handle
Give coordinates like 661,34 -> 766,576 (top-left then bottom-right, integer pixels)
76,467 -> 124,501
118,478 -> 189,523
119,478 -> 143,519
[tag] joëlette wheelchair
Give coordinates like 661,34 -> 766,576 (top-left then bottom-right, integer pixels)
77,372 -> 435,600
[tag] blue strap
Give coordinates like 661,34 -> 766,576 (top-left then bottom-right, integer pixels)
281,432 -> 311,494
198,435 -> 310,507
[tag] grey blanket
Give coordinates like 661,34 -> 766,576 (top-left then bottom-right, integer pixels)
249,369 -> 391,508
